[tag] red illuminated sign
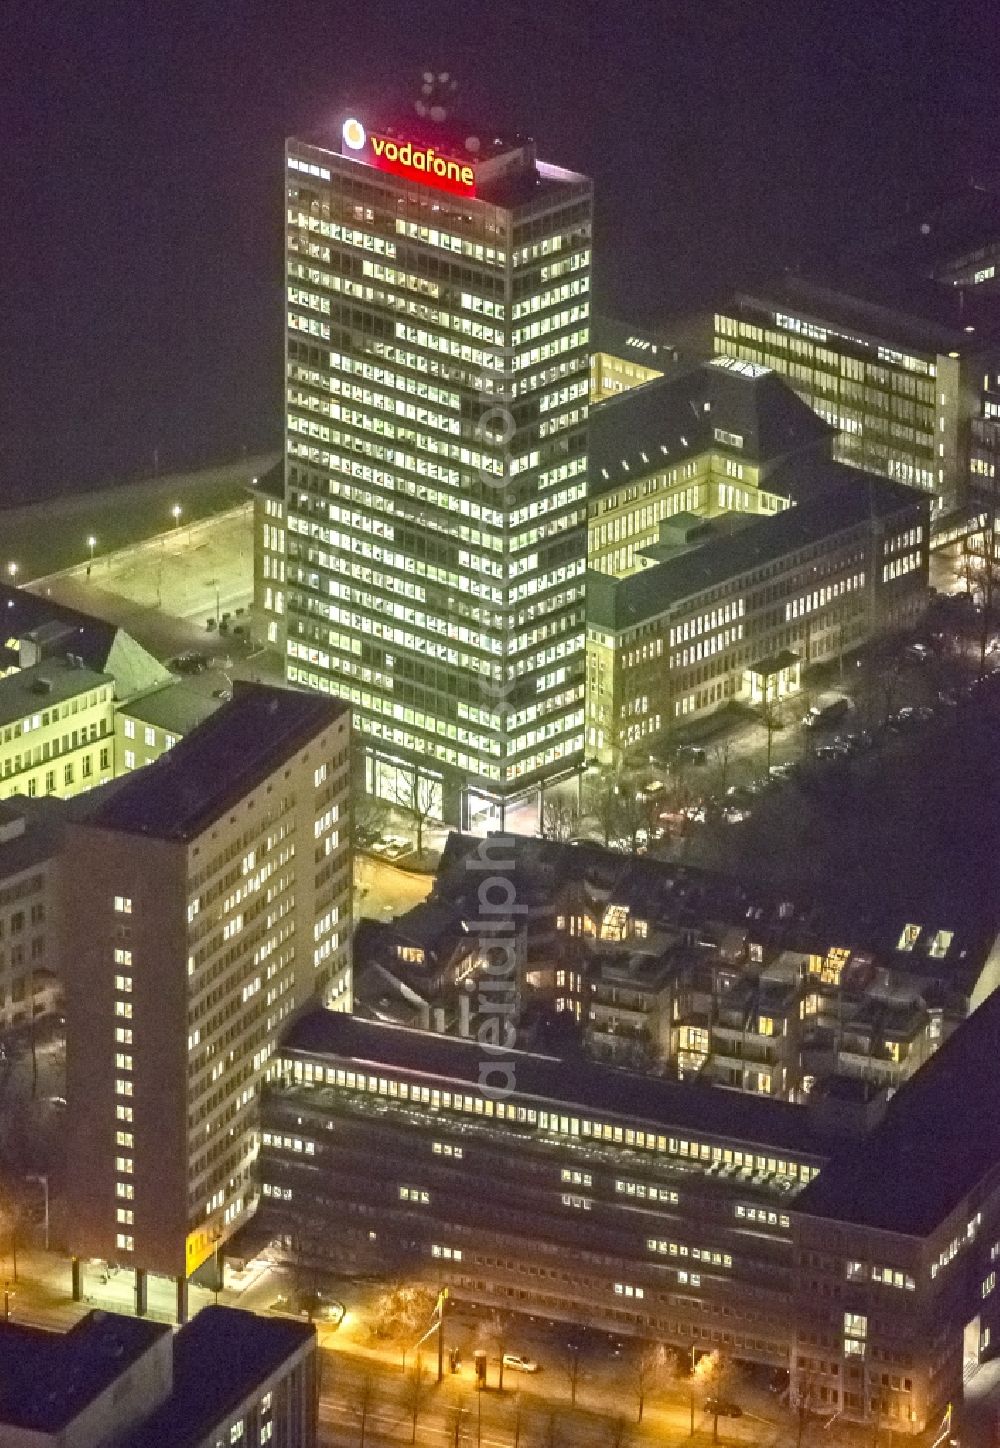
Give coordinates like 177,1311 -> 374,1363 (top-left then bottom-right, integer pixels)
342,118 -> 476,197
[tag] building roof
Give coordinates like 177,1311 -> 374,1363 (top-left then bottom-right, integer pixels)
731,265 -> 1000,357
82,683 -> 348,841
587,471 -> 925,633
0,584 -> 170,699
796,984 -> 1000,1237
0,795 -> 68,881
279,1008 -> 828,1160
0,1311 -> 169,1433
118,680 -> 219,736
434,833 -> 994,1007
589,361 -> 834,499
591,314 -> 676,367
0,657 -> 113,730
123,1306 -> 314,1448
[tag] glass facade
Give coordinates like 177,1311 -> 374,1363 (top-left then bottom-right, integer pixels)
283,130 -> 592,822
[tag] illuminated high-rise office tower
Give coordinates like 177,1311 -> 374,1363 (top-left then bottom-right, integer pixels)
284,110 -> 591,827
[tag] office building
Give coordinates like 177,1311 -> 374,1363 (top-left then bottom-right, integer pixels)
589,315 -> 673,402
0,1306 -> 316,1448
253,992 -> 1000,1437
711,271 -> 997,517
251,459 -> 288,651
283,111 -> 592,827
587,471 -> 928,753
586,356 -> 832,577
63,684 -> 351,1318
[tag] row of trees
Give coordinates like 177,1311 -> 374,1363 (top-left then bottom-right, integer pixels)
343,1336 -> 746,1447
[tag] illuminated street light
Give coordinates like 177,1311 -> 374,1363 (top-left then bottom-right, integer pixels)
87,535 -> 97,564
171,504 -> 182,529
6,563 -> 18,585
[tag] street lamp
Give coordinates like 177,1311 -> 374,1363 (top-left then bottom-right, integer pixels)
171,504 -> 182,529
86,535 -> 96,565
6,562 -> 18,585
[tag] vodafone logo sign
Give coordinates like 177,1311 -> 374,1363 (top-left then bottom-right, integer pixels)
340,115 -> 476,197
342,117 -> 367,151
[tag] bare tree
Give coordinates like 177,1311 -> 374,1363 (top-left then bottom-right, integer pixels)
563,1344 -> 581,1407
487,1309 -> 513,1390
354,1374 -> 376,1448
541,796 -> 581,843
961,503 -> 1000,679
541,1410 -> 561,1448
707,741 -> 733,799
630,1342 -> 672,1424
584,769 -> 621,848
609,1418 -> 631,1448
386,771 -> 439,860
351,744 -> 390,850
402,1357 -> 427,1443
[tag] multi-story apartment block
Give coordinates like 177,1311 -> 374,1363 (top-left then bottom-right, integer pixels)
251,459 -> 288,651
711,273 -> 995,517
0,1306 -> 317,1448
283,113 -> 592,827
252,991 -> 1000,1437
589,315 -> 673,403
63,684 -> 351,1318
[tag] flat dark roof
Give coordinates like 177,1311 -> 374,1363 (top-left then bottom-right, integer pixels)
84,682 -> 348,841
0,583 -> 119,671
731,268 -> 1000,355
797,984 -> 1000,1236
0,1311 -> 168,1433
123,1307 -> 314,1448
588,471 -> 925,632
280,1008 -> 828,1160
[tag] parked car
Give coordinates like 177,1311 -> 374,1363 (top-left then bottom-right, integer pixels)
802,695 -> 851,730
502,1353 -> 540,1373
705,1398 -> 743,1418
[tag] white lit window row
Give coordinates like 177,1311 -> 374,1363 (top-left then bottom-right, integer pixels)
286,1060 -> 818,1184
399,1186 -> 430,1204
396,217 -> 502,267
614,1282 -> 644,1299
261,1183 -> 293,1200
512,277 -> 589,322
882,552 -> 920,583
432,1141 -> 463,1159
648,1239 -> 731,1268
786,573 -> 864,622
562,1194 -> 592,1210
615,1179 -> 678,1204
261,1132 -> 315,1155
287,155 -> 330,181
735,1204 -> 789,1228
431,1244 -> 462,1260
289,209 -> 398,259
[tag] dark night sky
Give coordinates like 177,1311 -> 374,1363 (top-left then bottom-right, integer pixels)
1,0 -> 997,503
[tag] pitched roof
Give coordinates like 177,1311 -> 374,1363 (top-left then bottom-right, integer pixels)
589,360 -> 833,499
